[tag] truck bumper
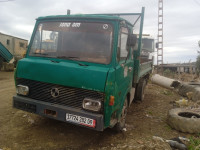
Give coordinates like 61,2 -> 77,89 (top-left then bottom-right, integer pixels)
13,95 -> 104,131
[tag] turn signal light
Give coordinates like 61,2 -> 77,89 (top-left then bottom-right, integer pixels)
109,96 -> 115,106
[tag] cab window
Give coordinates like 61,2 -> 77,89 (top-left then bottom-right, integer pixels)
117,27 -> 129,62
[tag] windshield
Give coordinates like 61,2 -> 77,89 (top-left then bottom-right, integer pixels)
142,38 -> 154,52
29,21 -> 113,64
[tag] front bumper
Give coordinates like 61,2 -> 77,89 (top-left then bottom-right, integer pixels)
13,95 -> 104,131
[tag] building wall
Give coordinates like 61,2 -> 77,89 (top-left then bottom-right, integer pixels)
0,33 -> 14,54
165,65 -> 196,74
14,38 -> 28,57
177,66 -> 185,73
0,33 -> 28,58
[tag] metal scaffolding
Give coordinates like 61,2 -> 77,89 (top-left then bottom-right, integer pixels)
157,0 -> 164,69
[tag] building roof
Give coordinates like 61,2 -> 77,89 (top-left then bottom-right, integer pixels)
0,32 -> 28,42
162,63 -> 196,67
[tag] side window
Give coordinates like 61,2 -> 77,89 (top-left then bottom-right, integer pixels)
117,27 -> 129,62
120,33 -> 128,60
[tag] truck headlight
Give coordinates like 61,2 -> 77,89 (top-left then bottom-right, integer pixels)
16,85 -> 29,96
82,98 -> 101,112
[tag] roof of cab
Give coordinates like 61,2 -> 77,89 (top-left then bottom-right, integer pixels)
37,14 -> 133,26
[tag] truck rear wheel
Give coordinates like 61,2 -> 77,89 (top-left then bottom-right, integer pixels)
135,79 -> 147,101
114,98 -> 128,132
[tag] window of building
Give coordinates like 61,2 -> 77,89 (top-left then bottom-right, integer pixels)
19,42 -> 25,48
7,39 -> 10,45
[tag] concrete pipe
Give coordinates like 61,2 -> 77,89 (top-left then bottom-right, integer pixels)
151,74 -> 175,89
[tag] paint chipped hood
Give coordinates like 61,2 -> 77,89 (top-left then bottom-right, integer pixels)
15,58 -> 110,92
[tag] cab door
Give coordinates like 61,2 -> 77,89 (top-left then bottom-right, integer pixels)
115,25 -> 134,108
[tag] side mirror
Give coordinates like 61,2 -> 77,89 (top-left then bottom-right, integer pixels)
127,34 -> 137,47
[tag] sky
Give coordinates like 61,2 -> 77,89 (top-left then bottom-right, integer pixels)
0,0 -> 200,64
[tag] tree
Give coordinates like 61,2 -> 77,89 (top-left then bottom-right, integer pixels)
196,55 -> 200,70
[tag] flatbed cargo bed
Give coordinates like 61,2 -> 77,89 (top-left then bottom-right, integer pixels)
0,42 -> 13,63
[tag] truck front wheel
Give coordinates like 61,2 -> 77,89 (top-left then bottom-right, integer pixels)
114,98 -> 128,132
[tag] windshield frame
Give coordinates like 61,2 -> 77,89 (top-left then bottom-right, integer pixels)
27,20 -> 115,65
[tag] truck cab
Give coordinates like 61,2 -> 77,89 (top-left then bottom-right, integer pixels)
13,7 -> 152,131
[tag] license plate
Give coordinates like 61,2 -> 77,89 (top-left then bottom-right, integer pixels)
66,113 -> 96,128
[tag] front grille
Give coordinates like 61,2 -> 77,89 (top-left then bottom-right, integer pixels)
16,78 -> 104,110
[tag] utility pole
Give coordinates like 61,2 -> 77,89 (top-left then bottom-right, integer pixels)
67,9 -> 71,15
157,0 -> 164,74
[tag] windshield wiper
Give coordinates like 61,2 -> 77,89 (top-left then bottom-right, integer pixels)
57,56 -> 88,66
57,56 -> 79,60
33,52 -> 48,55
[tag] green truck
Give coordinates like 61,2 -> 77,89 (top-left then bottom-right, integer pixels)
0,42 -> 13,70
13,7 -> 153,131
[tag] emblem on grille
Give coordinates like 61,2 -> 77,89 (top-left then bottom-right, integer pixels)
51,88 -> 59,98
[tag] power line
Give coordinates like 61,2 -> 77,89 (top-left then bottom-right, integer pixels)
0,0 -> 15,2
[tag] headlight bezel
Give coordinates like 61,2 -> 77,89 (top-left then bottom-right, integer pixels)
16,85 -> 29,96
82,98 -> 102,112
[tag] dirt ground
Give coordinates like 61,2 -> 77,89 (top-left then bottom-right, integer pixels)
0,71 -> 193,150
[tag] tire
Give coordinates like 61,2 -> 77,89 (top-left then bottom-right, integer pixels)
114,98 -> 128,132
167,108 -> 200,133
135,79 -> 147,101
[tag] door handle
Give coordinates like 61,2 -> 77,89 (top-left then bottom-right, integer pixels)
128,67 -> 133,72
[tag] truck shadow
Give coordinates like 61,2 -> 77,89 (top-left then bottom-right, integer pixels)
28,116 -> 121,150
22,99 -> 149,149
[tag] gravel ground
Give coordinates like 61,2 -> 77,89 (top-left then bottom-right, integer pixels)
0,71 -> 192,150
